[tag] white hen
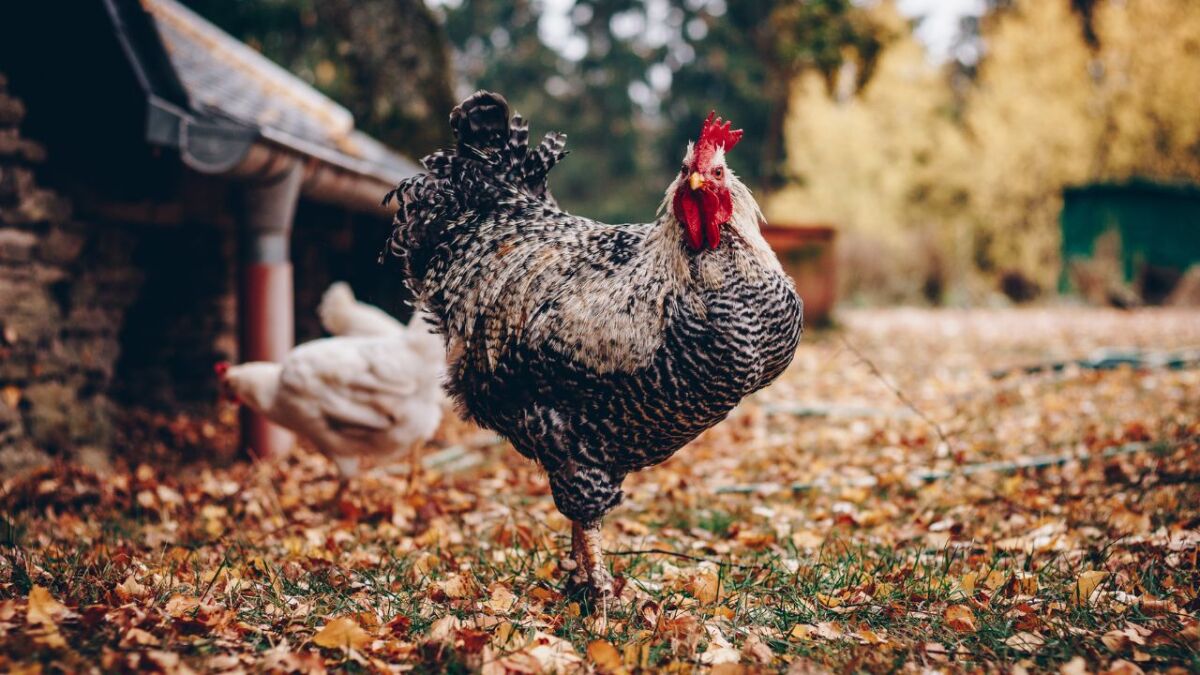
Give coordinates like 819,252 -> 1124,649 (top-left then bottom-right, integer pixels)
318,281 -> 405,337
219,287 -> 446,494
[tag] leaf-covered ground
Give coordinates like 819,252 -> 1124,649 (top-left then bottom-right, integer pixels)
2,308 -> 1198,673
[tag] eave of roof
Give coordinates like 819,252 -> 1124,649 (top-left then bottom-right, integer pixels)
103,0 -> 418,211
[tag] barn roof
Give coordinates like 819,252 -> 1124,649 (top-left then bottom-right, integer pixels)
106,0 -> 417,196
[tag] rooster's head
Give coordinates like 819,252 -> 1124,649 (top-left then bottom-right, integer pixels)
672,112 -> 744,251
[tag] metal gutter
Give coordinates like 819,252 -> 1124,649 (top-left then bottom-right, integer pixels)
145,95 -> 394,213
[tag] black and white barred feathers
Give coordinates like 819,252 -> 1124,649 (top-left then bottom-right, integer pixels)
385,91 -> 802,525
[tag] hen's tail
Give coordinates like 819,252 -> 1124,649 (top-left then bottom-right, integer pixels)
383,90 -> 568,295
318,282 -> 405,338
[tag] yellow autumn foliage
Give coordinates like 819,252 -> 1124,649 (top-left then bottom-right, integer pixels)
771,0 -> 1200,301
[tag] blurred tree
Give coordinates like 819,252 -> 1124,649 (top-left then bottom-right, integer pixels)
963,0 -> 1098,289
1092,0 -> 1200,183
437,0 -> 889,222
773,0 -> 1200,304
182,0 -> 455,158
769,3 -> 973,303
440,0 -> 664,223
656,0 -> 891,193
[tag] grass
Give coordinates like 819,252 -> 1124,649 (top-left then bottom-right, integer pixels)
2,308 -> 1199,672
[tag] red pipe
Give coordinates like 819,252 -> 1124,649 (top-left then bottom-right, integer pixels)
238,261 -> 295,458
236,161 -> 302,458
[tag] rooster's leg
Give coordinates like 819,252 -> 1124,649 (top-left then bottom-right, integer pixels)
577,520 -> 614,601
564,521 -> 589,587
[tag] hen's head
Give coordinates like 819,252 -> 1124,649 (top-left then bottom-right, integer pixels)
214,361 -> 240,405
671,112 -> 745,251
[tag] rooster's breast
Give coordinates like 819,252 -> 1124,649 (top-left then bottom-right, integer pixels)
453,265 -> 800,476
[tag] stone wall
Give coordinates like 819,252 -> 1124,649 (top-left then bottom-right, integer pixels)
0,73 -> 150,469
0,71 -> 407,471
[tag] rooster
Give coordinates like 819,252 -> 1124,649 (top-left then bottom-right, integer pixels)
218,293 -> 445,500
385,92 -> 802,601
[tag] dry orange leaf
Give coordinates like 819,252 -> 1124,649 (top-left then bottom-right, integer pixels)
816,593 -> 842,609
688,567 -> 721,604
712,606 -> 736,620
1073,570 -> 1108,604
944,604 -> 976,633
484,584 -> 517,613
1,385 -> 21,409
440,574 -> 472,599
115,575 -> 147,602
27,586 -> 66,626
1004,631 -> 1045,653
313,616 -> 371,651
587,639 -> 624,674
1012,572 -> 1039,596
534,559 -> 558,581
428,614 -> 463,643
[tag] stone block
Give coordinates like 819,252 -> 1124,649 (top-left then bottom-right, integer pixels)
0,93 -> 25,127
0,227 -> 37,263
37,225 -> 86,265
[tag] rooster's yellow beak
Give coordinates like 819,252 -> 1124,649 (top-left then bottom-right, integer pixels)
688,172 -> 705,191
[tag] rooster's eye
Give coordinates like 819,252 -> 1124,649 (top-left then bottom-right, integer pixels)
681,165 -> 688,176
713,167 -> 724,179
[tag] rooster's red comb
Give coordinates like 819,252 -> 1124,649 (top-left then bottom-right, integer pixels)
697,111 -> 743,153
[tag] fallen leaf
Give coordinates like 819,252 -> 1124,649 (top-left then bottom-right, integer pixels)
816,592 -> 842,609
485,584 -> 518,613
1074,571 -> 1108,604
1102,659 -> 1144,675
1060,656 -> 1089,675
1012,572 -> 1039,596
115,575 -> 147,602
1,385 -> 20,409
944,604 -> 977,633
742,633 -> 774,664
427,614 -> 463,643
524,631 -> 581,670
1102,629 -> 1131,653
440,574 -> 473,599
121,627 -> 159,648
700,642 -> 741,666
788,624 -> 813,640
534,559 -> 558,581
313,616 -> 371,651
689,567 -> 721,604
1005,631 -> 1045,653
26,586 -> 66,626
587,639 -> 624,674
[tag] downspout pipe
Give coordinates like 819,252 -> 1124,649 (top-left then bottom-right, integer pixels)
236,158 -> 302,458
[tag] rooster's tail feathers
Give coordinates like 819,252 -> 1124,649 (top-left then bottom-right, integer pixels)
439,90 -> 567,197
384,90 -> 568,293
451,90 -> 512,156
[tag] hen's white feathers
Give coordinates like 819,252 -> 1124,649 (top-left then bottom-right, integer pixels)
318,281 -> 406,337
224,289 -> 446,478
